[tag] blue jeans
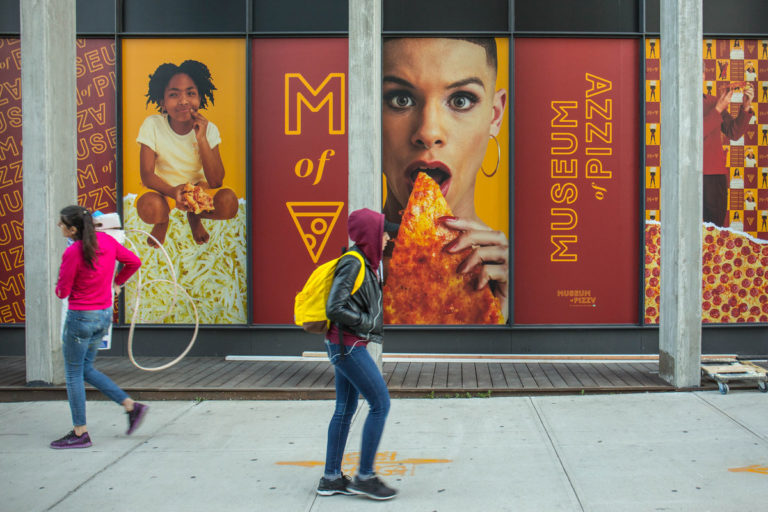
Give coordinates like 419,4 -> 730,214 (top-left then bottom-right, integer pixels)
62,308 -> 128,426
324,340 -> 390,478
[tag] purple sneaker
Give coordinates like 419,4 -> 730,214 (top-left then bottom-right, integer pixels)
126,402 -> 148,435
50,430 -> 92,449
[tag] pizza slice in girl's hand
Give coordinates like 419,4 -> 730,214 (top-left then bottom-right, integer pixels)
383,173 -> 503,324
182,183 -> 215,214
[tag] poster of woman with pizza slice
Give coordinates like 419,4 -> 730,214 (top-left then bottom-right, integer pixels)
381,37 -> 510,323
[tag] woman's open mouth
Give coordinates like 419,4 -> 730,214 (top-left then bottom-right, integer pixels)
407,162 -> 452,198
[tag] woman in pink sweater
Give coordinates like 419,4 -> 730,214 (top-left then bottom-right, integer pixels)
51,206 -> 145,449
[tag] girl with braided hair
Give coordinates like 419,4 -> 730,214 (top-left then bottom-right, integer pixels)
135,59 -> 238,247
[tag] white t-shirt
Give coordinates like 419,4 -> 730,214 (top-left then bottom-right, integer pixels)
136,114 -> 221,187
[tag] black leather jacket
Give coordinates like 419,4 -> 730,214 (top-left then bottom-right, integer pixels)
326,246 -> 383,343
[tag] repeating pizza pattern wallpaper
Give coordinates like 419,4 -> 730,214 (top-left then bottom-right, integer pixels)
644,39 -> 768,324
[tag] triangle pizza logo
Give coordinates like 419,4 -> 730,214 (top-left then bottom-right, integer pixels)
286,201 -> 344,263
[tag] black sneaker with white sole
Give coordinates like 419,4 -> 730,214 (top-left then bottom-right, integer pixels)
348,475 -> 398,500
316,474 -> 354,496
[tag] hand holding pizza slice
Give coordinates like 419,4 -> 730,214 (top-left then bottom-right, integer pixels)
181,183 -> 215,215
440,215 -> 509,311
383,173 -> 503,324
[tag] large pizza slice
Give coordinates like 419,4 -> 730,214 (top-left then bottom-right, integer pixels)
383,173 -> 503,324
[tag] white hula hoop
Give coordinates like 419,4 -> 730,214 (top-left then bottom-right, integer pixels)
123,229 -> 199,371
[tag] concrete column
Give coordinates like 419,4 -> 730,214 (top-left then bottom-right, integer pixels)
21,0 -> 77,385
659,0 -> 702,388
348,0 -> 383,369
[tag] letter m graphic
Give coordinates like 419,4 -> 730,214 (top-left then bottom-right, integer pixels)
285,73 -> 345,135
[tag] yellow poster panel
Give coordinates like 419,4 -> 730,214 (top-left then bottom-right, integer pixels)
121,38 -> 247,324
381,37 -> 510,324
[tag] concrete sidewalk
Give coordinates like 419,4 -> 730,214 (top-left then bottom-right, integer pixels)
1,391 -> 767,512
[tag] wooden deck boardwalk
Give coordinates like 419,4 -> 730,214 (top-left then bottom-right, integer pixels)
0,357 -> 673,401
2,355 -> 761,401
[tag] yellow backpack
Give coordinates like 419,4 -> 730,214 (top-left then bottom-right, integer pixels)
294,251 -> 366,334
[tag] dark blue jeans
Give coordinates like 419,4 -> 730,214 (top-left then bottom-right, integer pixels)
324,340 -> 390,478
62,308 -> 128,426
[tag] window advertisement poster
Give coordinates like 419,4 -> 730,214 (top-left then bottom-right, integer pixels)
0,38 -> 118,325
644,38 -> 768,324
0,38 -> 22,324
251,38 -> 348,324
121,39 -> 247,324
381,37 -> 510,325
514,38 -> 640,324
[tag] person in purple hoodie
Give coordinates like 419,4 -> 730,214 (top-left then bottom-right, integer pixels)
316,208 -> 399,501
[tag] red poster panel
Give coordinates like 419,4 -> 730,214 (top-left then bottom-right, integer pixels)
0,38 -> 117,325
514,39 -> 639,324
0,39 -> 23,323
251,39 -> 348,324
76,39 -> 117,213
76,39 -> 117,323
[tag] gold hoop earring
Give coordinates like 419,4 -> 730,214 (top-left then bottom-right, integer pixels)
480,134 -> 501,178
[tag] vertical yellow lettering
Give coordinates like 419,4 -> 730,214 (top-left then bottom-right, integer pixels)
550,133 -> 578,155
551,235 -> 578,262
586,158 -> 612,179
585,73 -> 612,98
550,101 -> 578,128
550,208 -> 578,230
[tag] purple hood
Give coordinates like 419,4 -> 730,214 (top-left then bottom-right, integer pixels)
348,208 -> 385,269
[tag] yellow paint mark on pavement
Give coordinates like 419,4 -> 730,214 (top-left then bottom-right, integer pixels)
728,465 -> 768,475
276,451 -> 452,476
276,461 -> 323,468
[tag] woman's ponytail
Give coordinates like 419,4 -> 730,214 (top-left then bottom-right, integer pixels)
59,205 -> 99,269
